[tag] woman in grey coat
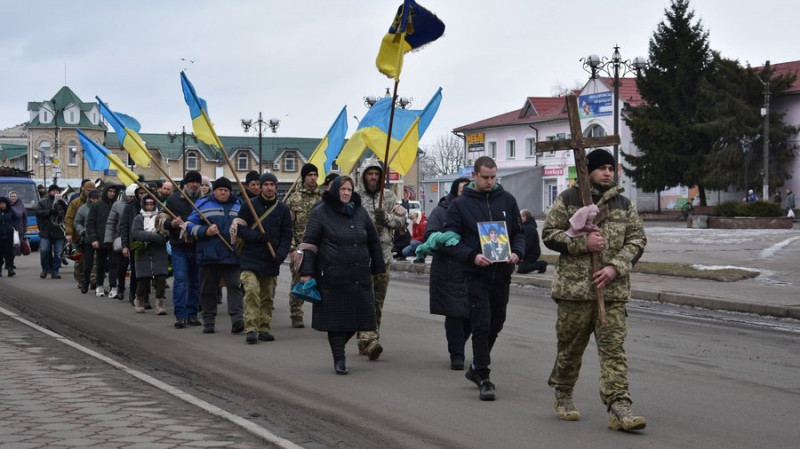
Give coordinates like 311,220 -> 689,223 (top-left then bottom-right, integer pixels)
299,176 -> 385,375
130,195 -> 169,315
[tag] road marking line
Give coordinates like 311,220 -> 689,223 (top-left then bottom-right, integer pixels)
0,305 -> 304,449
760,236 -> 800,259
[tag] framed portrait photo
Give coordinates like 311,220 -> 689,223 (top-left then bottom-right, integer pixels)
478,221 -> 510,263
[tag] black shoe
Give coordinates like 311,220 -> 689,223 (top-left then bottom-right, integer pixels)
0,271 -> 3,277
40,271 -> 48,279
187,316 -> 202,326
7,269 -> 15,277
144,301 -> 152,310
231,320 -> 245,334
202,323 -> 215,334
80,284 -> 89,294
174,317 -> 187,329
465,365 -> 481,387
61,257 -> 69,266
246,332 -> 258,344
451,359 -> 465,371
90,282 -> 97,290
479,380 -> 496,401
258,332 -> 275,342
51,273 -> 61,279
334,359 -> 348,375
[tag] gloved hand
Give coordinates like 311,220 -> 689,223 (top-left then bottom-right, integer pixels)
256,232 -> 270,243
271,255 -> 284,265
374,209 -> 387,225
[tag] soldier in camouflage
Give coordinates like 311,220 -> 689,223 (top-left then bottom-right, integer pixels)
542,149 -> 648,431
354,158 -> 406,360
286,163 -> 321,328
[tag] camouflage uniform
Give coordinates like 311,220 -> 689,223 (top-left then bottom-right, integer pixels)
286,185 -> 321,322
354,158 -> 405,354
542,182 -> 646,409
241,271 -> 277,333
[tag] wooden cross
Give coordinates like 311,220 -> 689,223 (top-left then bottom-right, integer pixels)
535,94 -> 620,325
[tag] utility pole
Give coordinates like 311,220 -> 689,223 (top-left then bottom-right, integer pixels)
760,61 -> 771,201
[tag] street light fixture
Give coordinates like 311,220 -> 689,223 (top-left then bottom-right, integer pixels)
167,126 -> 196,177
581,45 -> 647,183
241,113 -> 280,174
364,88 -> 413,109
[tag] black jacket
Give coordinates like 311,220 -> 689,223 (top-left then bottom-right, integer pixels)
86,185 -> 116,245
236,195 -> 292,276
35,195 -> 65,239
442,183 -> 525,279
426,193 -> 468,318
521,219 -> 542,263
163,189 -> 202,251
299,191 -> 384,332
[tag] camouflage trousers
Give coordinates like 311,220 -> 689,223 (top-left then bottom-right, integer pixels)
287,259 -> 306,319
73,251 -> 97,286
357,271 -> 390,351
240,271 -> 277,333
548,300 -> 632,408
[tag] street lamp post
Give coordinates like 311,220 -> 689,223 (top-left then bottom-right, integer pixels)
241,113 -> 280,174
581,46 -> 647,183
167,126 -> 196,178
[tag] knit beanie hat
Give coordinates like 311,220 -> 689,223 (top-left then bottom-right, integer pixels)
301,163 -> 318,181
212,177 -> 233,191
184,170 -> 202,184
245,170 -> 260,184
259,172 -> 278,185
323,173 -> 339,186
587,149 -> 615,174
48,184 -> 62,192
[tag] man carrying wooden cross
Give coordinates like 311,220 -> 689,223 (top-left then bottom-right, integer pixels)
540,95 -> 647,431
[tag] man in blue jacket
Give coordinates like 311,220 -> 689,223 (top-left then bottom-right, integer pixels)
187,177 -> 243,334
443,156 -> 525,401
235,173 -> 292,344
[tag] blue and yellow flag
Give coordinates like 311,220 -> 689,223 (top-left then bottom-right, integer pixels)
96,97 -> 152,168
337,88 -> 442,175
76,129 -> 138,187
180,71 -> 220,148
307,106 -> 348,180
376,0 -> 445,80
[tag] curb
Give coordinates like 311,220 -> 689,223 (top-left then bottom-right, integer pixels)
390,261 -> 800,321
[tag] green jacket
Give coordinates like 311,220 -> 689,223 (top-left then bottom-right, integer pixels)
542,183 -> 646,302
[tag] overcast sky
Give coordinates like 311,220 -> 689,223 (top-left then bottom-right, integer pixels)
1,0 -> 796,150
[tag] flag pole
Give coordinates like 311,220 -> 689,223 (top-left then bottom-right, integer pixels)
201,109 -> 276,258
378,78 -> 400,209
281,176 -> 302,202
136,154 -> 234,252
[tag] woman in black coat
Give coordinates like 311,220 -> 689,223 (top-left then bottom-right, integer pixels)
426,177 -> 471,370
299,176 -> 385,375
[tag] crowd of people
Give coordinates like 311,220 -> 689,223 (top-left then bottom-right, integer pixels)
6,150 -> 653,432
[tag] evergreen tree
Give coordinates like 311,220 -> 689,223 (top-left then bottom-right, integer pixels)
623,0 -> 714,198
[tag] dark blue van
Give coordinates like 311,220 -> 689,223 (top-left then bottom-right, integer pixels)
0,166 -> 40,249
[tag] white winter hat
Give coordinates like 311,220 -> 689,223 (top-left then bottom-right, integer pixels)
125,184 -> 138,197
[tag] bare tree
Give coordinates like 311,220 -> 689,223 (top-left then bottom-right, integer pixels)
420,134 -> 466,179
550,80 -> 584,97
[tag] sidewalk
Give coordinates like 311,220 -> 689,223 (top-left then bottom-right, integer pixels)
0,310 -> 279,449
393,221 -> 800,321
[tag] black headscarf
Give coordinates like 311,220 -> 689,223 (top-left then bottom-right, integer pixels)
449,177 -> 470,197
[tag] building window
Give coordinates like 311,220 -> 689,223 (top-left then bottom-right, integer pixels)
186,151 -> 198,170
586,124 -> 606,137
488,141 -> 497,159
285,153 -> 296,171
69,111 -> 76,123
331,161 -> 340,172
68,140 -> 77,166
506,140 -> 516,160
526,137 -> 536,158
126,153 -> 136,168
237,152 -> 249,171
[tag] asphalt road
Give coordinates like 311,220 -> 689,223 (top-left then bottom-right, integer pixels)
2,262 -> 799,448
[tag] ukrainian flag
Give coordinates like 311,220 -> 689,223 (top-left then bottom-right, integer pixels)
96,97 -> 152,168
76,129 -> 138,187
336,87 -> 442,175
180,71 -> 219,148
307,106 -> 348,180
376,0 -> 445,80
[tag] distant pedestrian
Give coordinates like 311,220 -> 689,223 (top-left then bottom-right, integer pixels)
786,189 -> 795,217
542,148 -> 648,431
35,184 -> 66,279
8,191 -> 26,262
401,210 -> 426,260
75,189 -> 101,294
744,189 -> 758,203
0,196 -> 18,277
130,194 -> 170,315
517,209 -> 547,274
298,175 -> 384,375
86,184 -> 120,297
425,176 -> 470,370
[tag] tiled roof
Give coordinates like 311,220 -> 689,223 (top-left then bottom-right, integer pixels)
27,86 -> 105,130
453,96 -> 569,132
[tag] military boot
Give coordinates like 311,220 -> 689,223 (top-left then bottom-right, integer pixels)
608,399 -> 646,431
554,390 -> 581,421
